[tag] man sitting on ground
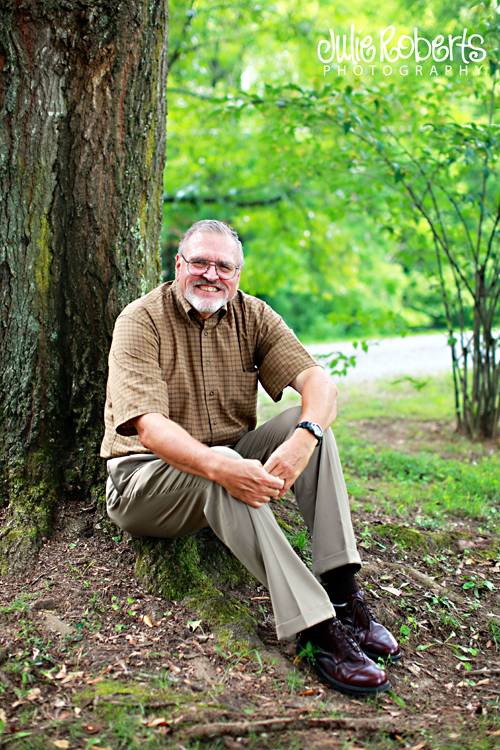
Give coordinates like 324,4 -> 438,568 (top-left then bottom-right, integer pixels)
101,219 -> 400,696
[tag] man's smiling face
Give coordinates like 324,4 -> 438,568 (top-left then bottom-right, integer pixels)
175,231 -> 241,318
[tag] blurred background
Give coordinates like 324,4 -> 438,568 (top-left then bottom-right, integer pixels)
163,0 -> 497,344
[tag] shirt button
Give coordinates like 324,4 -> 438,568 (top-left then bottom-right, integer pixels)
209,390 -> 214,396
204,331 -> 209,337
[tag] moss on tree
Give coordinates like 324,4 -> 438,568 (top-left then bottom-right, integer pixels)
133,530 -> 259,640
0,450 -> 57,573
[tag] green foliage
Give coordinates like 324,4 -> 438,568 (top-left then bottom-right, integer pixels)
341,434 -> 499,523
166,0 -> 498,343
166,0 -> 499,435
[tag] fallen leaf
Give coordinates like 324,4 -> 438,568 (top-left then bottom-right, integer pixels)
187,619 -> 202,632
143,614 -> 154,628
27,688 -> 42,701
144,717 -> 170,727
53,742 -> 70,749
406,743 -> 426,750
379,585 -> 402,597
60,671 -> 84,685
55,665 -> 67,680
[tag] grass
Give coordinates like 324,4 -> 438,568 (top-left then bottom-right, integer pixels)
258,371 -> 456,421
341,442 -> 499,525
337,372 -> 455,421
2,373 -> 497,750
259,373 -> 499,529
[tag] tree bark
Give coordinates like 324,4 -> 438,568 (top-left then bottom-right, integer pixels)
0,0 -> 168,570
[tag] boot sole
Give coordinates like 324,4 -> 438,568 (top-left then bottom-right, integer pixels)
315,660 -> 391,696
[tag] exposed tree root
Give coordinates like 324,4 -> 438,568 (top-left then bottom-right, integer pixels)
183,714 -> 419,740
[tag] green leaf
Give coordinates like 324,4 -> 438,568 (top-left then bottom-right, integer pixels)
389,691 -> 406,708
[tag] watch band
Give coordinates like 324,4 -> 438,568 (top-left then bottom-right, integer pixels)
296,421 -> 323,446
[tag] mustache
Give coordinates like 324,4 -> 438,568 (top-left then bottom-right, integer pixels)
190,280 -> 225,291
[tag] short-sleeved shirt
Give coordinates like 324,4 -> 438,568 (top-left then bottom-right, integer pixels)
100,281 -> 317,458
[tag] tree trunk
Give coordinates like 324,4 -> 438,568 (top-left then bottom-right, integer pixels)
0,0 -> 168,570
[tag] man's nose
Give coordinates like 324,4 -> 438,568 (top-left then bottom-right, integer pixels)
203,264 -> 220,281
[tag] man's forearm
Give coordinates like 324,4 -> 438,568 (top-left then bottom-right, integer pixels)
133,412 -> 285,508
297,368 -> 338,429
263,368 -> 338,494
134,412 -> 225,482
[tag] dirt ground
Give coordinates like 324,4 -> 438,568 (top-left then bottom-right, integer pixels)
0,422 -> 498,749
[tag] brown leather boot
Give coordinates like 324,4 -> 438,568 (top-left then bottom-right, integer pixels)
336,591 -> 401,662
297,617 -> 390,696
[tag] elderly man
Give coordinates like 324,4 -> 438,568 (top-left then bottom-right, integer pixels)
101,219 -> 400,696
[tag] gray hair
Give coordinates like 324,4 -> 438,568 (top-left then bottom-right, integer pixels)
179,220 -> 244,266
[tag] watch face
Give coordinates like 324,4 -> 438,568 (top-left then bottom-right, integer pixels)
311,423 -> 322,439
298,421 -> 323,441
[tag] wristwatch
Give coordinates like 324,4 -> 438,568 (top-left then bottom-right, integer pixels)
295,421 -> 323,446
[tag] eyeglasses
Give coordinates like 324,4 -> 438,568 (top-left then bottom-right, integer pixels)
180,252 -> 240,280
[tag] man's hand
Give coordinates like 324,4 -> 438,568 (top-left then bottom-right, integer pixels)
263,429 -> 317,497
216,458 -> 285,509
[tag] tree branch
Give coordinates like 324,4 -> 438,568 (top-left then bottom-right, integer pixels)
475,75 -> 497,259
168,0 -> 197,72
162,192 -> 285,206
167,86 -> 232,103
484,201 -> 500,270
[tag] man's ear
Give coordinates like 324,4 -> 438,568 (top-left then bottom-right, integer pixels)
174,254 -> 181,277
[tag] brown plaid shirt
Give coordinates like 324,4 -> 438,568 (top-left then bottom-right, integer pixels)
100,281 -> 317,458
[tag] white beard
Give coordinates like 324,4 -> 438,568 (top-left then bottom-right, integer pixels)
184,286 -> 228,315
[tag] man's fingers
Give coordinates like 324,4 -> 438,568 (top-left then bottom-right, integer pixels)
260,471 -> 284,489
264,456 -> 294,479
263,456 -> 277,473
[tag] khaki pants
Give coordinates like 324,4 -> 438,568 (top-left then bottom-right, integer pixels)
106,406 -> 361,640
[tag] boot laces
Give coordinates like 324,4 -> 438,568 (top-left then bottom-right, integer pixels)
330,618 -> 365,656
354,595 -> 377,624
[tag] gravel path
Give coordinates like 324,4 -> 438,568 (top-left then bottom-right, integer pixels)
308,332 -> 452,383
